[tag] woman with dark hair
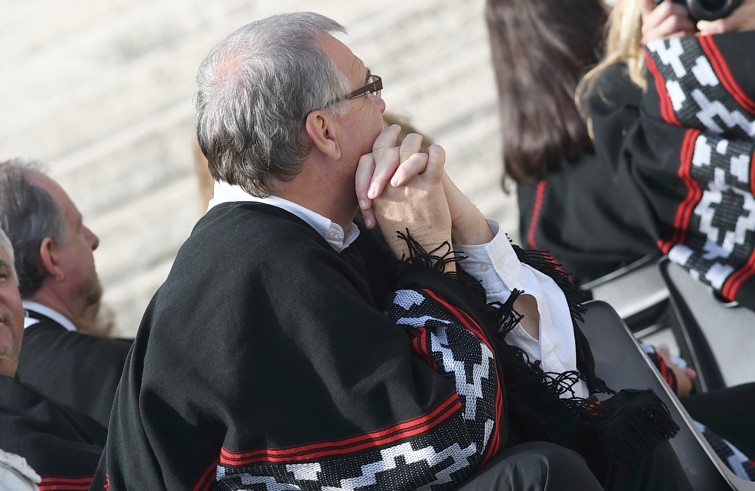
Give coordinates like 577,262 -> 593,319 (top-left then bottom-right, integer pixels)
487,0 -> 755,481
485,0 -> 646,285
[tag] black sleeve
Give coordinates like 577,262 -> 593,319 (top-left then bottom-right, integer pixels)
587,32 -> 755,309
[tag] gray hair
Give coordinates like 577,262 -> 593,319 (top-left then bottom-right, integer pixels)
195,12 -> 350,196
0,159 -> 65,296
0,228 -> 17,286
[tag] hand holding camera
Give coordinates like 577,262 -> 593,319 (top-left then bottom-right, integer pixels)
644,0 -> 753,41
654,0 -> 741,21
696,0 -> 755,34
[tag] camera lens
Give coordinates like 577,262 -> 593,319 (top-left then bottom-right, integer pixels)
698,0 -> 724,9
686,0 -> 741,20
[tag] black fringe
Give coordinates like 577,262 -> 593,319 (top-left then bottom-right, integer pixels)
589,389 -> 680,463
511,244 -> 587,321
393,229 -> 462,278
511,244 -> 611,396
392,232 -> 679,465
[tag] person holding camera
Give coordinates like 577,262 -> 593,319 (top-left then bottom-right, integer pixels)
577,1 -> 755,477
644,0 -> 755,36
488,0 -> 755,481
576,0 -> 755,310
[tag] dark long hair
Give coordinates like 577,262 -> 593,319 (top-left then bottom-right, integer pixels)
485,0 -> 607,186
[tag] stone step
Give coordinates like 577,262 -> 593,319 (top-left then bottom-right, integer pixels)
0,0 -> 518,337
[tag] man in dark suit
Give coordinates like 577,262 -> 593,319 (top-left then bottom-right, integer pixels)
0,159 -> 131,427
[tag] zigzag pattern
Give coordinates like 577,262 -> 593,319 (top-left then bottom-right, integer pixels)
388,289 -> 500,454
647,38 -> 755,138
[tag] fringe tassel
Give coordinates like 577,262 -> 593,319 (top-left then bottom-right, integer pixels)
484,245 -> 678,464
394,229 -> 463,278
487,289 -> 525,338
392,231 -> 679,465
588,389 -> 680,464
511,243 -> 611,396
511,244 -> 588,321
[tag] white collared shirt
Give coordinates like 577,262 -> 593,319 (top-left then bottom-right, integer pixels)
208,182 -> 584,398
208,181 -> 360,252
23,300 -> 77,332
456,220 -> 588,399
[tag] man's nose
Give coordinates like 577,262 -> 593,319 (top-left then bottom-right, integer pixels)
375,95 -> 386,114
86,227 -> 100,251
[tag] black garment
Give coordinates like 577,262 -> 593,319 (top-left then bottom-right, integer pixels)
517,147 -> 656,285
457,440 -> 690,491
682,382 -> 755,459
93,202 -> 509,490
0,375 -> 104,490
17,308 -> 132,427
92,202 -> 687,490
520,32 -> 755,300
455,442 -> 603,491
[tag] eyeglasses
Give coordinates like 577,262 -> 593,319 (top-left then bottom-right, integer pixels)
327,74 -> 382,106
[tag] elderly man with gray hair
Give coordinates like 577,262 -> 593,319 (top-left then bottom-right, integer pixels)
0,228 -> 105,489
94,11 -> 690,491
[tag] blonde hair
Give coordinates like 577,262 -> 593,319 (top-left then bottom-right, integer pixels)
579,0 -> 647,103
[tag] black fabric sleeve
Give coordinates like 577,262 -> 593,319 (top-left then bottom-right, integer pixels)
587,32 -> 755,309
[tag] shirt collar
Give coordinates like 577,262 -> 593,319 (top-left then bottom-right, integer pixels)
208,181 -> 360,252
22,300 -> 77,332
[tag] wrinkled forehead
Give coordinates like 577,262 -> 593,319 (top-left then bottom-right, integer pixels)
0,247 -> 16,283
317,32 -> 366,82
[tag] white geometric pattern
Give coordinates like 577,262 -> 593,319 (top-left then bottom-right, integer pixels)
390,288 -> 499,450
648,38 -> 686,77
286,463 -> 322,481
326,441 -> 477,490
690,55 -> 718,87
429,324 -> 494,422
648,37 -> 755,297
648,40 -> 755,137
213,287 -> 495,490
692,89 -> 755,136
217,440 -> 477,491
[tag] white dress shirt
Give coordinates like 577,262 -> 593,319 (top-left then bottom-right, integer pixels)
210,182 -> 586,398
208,182 -> 359,252
456,221 -> 587,399
23,300 -> 77,332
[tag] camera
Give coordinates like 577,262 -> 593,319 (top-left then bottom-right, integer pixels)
654,0 -> 742,21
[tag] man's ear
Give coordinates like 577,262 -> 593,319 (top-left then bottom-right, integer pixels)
39,237 -> 64,281
304,110 -> 342,160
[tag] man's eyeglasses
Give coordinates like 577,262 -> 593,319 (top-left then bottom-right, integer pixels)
327,75 -> 382,106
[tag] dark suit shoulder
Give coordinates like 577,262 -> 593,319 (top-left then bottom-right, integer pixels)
17,313 -> 131,426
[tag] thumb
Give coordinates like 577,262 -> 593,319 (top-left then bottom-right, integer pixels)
424,144 -> 446,179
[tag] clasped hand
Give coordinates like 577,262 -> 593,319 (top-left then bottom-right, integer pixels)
355,125 -> 453,269
355,125 -> 494,271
